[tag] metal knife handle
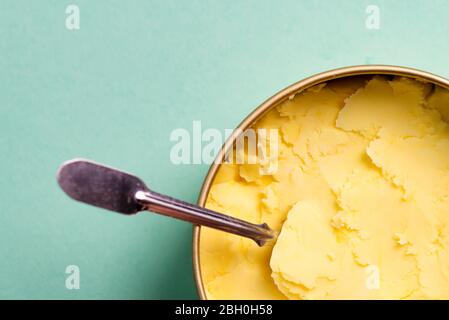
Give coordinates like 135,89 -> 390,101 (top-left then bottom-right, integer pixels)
135,190 -> 274,246
57,159 -> 275,246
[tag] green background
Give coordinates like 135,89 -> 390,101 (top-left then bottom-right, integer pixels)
1,0 -> 449,299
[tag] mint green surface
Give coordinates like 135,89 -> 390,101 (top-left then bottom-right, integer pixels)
1,0 -> 449,299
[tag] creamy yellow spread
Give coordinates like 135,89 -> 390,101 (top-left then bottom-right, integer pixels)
199,76 -> 449,299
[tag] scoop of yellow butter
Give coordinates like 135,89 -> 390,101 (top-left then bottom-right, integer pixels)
199,76 -> 449,299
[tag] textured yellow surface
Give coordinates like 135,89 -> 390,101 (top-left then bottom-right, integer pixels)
199,76 -> 449,299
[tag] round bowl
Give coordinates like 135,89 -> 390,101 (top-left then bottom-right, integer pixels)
192,65 -> 449,300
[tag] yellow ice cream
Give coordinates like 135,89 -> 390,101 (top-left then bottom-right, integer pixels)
199,75 -> 449,299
